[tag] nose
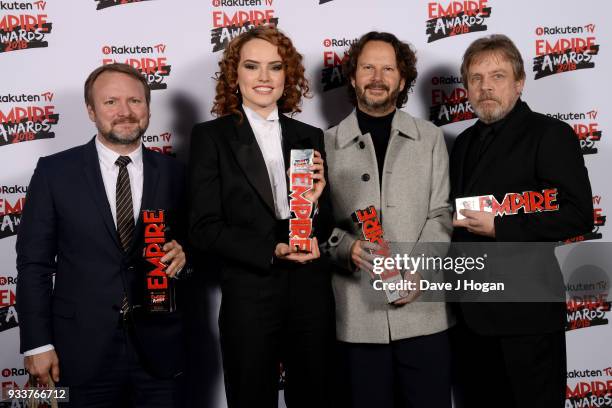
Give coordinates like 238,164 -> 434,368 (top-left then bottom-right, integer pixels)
258,67 -> 270,82
372,67 -> 383,81
480,76 -> 493,92
116,100 -> 132,116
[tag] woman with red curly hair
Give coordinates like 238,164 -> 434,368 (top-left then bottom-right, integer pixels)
188,26 -> 334,408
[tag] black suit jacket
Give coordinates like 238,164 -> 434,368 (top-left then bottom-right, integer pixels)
188,111 -> 333,285
16,138 -> 187,385
449,100 -> 593,335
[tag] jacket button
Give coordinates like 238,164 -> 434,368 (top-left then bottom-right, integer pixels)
358,141 -> 366,149
361,173 -> 370,182
330,236 -> 339,243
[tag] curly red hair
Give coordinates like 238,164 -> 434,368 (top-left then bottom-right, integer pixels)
211,26 -> 310,120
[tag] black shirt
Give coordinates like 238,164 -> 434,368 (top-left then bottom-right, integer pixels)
464,100 -> 523,184
356,108 -> 395,184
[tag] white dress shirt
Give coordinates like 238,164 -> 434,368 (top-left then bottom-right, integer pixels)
243,105 -> 290,220
24,137 -> 144,357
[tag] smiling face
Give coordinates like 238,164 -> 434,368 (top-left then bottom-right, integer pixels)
466,52 -> 525,124
87,71 -> 149,152
351,40 -> 405,117
236,38 -> 285,118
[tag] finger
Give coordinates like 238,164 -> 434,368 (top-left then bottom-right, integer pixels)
311,237 -> 320,258
51,360 -> 60,383
160,247 -> 180,264
162,240 -> 179,252
313,150 -> 322,158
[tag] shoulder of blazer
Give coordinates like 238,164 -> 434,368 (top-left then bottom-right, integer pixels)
281,114 -> 322,133
36,141 -> 91,175
191,115 -> 235,136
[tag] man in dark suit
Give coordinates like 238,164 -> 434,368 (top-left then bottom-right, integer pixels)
16,63 -> 187,407
449,35 -> 593,407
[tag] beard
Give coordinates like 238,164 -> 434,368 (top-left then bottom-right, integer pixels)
355,81 -> 400,114
99,117 -> 147,146
472,94 -> 513,124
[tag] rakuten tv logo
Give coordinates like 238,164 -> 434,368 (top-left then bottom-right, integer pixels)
429,76 -> 476,126
102,44 -> 171,90
0,91 -> 59,147
546,109 -> 602,155
143,131 -> 175,157
426,0 -> 492,43
210,0 -> 278,52
533,24 -> 599,79
0,1 -> 52,53
95,0 -> 152,10
321,38 -> 356,92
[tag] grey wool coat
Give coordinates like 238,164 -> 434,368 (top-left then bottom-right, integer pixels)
323,109 -> 454,343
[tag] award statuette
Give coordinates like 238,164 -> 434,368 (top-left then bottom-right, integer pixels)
289,149 -> 315,252
142,209 -> 176,313
352,206 -> 403,303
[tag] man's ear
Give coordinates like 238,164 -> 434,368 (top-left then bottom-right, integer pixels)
86,104 -> 96,122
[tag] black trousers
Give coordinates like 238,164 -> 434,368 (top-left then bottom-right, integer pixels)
451,323 -> 567,408
336,330 -> 452,408
219,265 -> 335,408
59,324 -> 178,408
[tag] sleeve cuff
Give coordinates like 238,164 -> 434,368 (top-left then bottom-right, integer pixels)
24,344 -> 54,356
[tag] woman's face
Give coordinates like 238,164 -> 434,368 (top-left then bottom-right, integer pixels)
236,38 -> 286,118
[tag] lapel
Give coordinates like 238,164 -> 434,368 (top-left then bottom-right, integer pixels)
227,110 -> 276,214
131,146 -> 160,252
383,109 -> 419,171
81,137 -> 122,251
464,101 -> 531,193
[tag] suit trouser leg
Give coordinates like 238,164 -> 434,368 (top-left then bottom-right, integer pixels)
338,341 -> 394,408
453,324 -> 566,408
219,274 -> 285,408
393,330 -> 452,408
283,269 -> 335,408
61,326 -> 176,408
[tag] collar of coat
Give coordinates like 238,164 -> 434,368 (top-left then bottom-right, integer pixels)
336,108 -> 419,149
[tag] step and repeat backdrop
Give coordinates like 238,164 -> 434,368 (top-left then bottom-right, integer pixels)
1,0 -> 610,407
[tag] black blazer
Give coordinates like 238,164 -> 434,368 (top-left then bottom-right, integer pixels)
16,138 -> 187,385
188,111 -> 333,283
449,100 -> 593,335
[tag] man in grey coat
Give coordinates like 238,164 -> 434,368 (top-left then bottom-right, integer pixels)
323,32 -> 453,408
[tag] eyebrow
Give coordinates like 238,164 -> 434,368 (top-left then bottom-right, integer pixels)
242,59 -> 283,64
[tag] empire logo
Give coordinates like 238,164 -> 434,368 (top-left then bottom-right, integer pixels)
425,0 -> 492,43
0,191 -> 25,240
429,75 -> 476,126
102,44 -> 171,90
565,195 -> 606,243
533,24 -> 599,80
0,284 -> 17,333
143,131 -> 175,157
565,294 -> 610,332
210,0 -> 278,53
0,1 -> 52,53
0,91 -> 59,147
565,373 -> 612,408
95,0 -> 152,10
321,38 -> 356,92
546,109 -> 602,155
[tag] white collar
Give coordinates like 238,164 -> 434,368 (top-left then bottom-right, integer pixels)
243,104 -> 279,123
95,136 -> 143,170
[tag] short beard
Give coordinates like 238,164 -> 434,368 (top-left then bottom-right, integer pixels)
355,83 -> 399,115
103,129 -> 144,145
473,96 -> 515,124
